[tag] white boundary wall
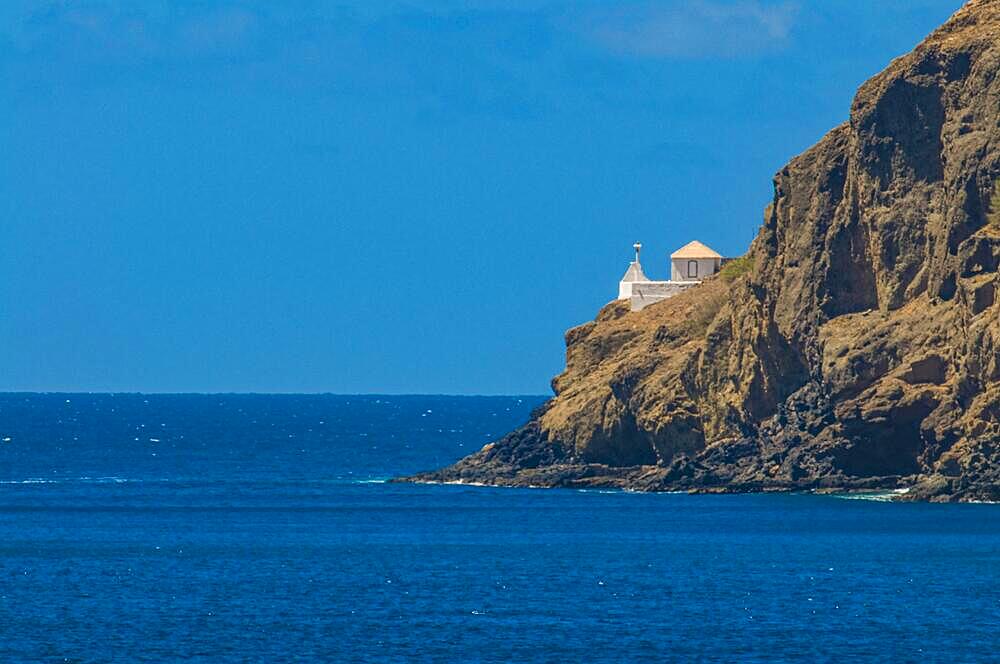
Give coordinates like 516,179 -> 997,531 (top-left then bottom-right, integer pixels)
627,281 -> 695,311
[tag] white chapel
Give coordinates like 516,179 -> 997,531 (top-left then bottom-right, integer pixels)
670,240 -> 723,282
618,240 -> 724,311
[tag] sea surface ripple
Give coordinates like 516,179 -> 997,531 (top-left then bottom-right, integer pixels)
0,394 -> 997,662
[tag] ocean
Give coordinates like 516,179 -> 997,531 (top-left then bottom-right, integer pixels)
0,393 -> 998,662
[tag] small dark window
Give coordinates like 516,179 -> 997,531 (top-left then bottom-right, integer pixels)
687,260 -> 698,278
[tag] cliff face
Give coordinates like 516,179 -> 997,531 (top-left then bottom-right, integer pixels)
406,0 -> 1000,502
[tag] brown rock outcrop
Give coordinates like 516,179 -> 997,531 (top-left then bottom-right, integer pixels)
402,0 -> 1000,502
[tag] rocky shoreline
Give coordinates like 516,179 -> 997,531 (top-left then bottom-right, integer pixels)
398,420 -> 1000,502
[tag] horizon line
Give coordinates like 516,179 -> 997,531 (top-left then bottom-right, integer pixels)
0,391 -> 551,398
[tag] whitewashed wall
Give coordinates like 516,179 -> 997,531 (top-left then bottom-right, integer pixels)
670,258 -> 721,282
629,281 -> 694,311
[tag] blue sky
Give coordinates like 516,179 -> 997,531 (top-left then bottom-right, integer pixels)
0,0 -> 961,394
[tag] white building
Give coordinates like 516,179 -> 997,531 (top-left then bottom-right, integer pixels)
670,241 -> 723,282
618,240 -> 724,312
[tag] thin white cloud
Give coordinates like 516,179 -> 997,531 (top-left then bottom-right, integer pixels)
577,0 -> 799,59
5,3 -> 260,61
178,8 -> 257,55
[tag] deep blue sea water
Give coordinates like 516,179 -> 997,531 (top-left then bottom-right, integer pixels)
1,394 -> 999,662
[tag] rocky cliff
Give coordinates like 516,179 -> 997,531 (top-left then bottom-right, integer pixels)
404,0 -> 1000,502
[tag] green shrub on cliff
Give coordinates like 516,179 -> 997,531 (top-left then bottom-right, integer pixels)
719,255 -> 754,282
988,180 -> 1000,230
